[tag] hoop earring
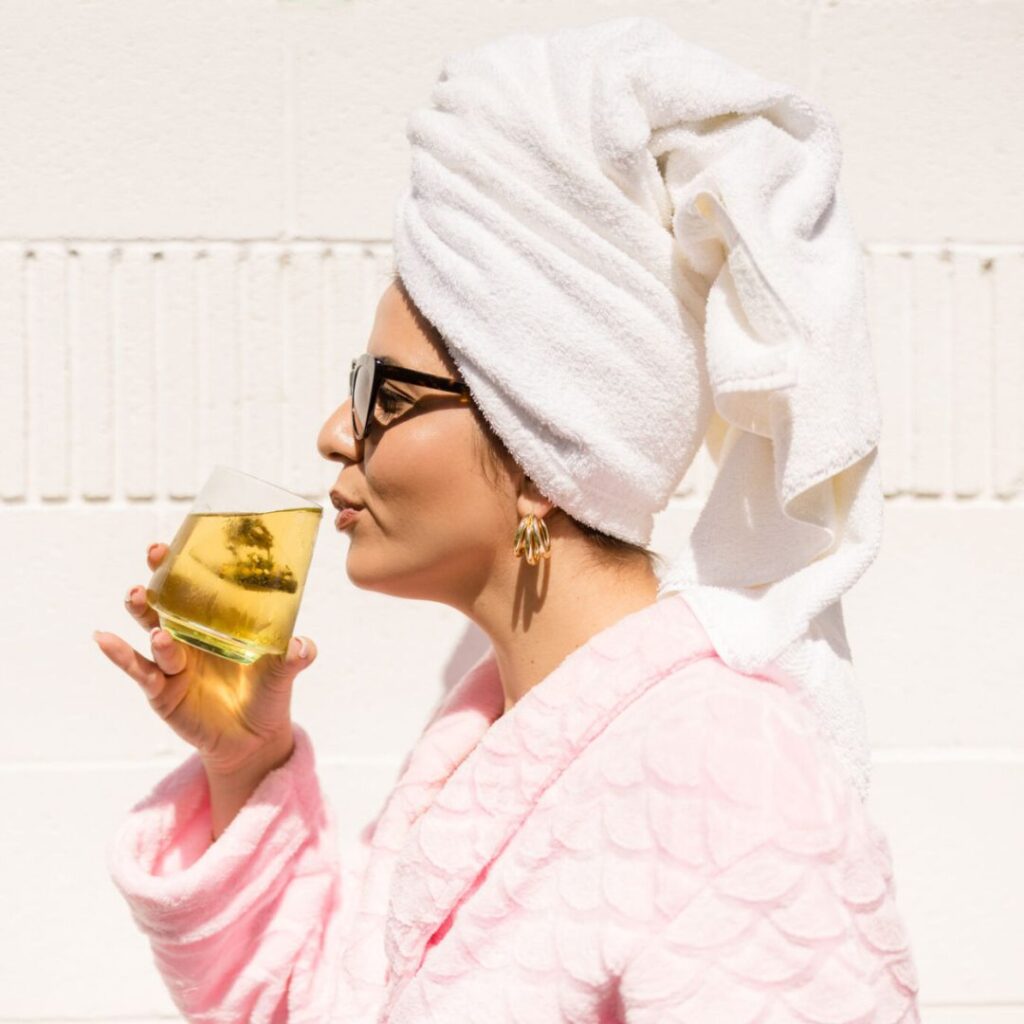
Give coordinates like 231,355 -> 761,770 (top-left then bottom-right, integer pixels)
513,512 -> 551,566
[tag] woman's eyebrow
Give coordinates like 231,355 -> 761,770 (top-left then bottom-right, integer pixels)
375,354 -> 427,393
377,354 -> 432,379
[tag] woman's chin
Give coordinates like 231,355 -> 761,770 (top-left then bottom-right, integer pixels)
345,552 -> 443,602
344,549 -> 397,594
343,550 -> 374,589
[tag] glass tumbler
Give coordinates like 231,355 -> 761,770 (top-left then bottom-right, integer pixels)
145,465 -> 323,665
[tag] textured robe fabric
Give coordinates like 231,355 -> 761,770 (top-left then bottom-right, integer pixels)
107,593 -> 921,1023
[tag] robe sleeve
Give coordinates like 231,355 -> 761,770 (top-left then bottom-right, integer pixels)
105,722 -> 366,1023
617,668 -> 921,1023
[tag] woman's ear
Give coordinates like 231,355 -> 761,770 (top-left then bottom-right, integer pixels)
516,475 -> 554,520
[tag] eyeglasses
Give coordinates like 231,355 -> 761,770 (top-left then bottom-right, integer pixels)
349,353 -> 472,441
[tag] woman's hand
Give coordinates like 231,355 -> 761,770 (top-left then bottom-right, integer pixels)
94,542 -> 317,776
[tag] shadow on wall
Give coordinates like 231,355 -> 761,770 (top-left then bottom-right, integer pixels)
442,622 -> 493,700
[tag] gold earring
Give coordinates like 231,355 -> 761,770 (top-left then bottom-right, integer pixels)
513,512 -> 551,566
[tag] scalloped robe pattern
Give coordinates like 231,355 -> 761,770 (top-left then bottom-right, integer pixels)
106,593 -> 921,1023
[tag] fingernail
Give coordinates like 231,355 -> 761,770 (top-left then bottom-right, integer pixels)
150,626 -> 163,642
294,636 -> 308,658
125,586 -> 140,605
92,631 -> 103,644
148,543 -> 160,557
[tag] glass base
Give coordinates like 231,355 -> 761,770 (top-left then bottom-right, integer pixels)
157,610 -> 278,666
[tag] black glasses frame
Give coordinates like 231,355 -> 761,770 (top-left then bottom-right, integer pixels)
349,353 -> 472,440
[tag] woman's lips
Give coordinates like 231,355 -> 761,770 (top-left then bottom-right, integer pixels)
335,508 -> 362,530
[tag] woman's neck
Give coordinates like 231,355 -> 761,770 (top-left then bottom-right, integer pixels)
465,539 -> 662,718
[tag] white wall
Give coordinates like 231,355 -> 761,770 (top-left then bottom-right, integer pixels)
2,1 -> 1022,1021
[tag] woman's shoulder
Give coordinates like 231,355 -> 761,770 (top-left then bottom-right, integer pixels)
653,653 -> 833,751
616,652 -> 834,753
593,654 -> 859,861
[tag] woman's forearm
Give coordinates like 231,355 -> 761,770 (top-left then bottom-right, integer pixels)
205,730 -> 296,841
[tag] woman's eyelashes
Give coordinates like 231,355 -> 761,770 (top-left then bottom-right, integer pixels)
377,387 -> 410,414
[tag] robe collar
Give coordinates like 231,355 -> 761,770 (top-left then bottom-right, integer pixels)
379,591 -> 714,1012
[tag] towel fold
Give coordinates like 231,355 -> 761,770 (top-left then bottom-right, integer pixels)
392,15 -> 882,799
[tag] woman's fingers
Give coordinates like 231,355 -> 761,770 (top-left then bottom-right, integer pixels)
125,542 -> 168,633
146,542 -> 168,572
94,631 -> 166,701
125,585 -> 160,632
149,627 -> 188,677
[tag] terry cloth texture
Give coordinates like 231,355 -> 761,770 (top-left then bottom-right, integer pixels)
392,16 -> 884,801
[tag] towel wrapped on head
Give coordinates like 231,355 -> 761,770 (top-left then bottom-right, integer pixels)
392,15 -> 882,800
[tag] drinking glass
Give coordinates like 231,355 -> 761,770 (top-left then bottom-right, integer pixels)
145,465 -> 323,665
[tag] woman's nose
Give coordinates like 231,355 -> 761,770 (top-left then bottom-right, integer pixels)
317,398 -> 363,463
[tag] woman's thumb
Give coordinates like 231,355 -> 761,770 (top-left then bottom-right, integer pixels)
268,635 -> 317,677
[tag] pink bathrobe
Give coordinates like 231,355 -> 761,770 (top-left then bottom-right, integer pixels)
107,593 -> 921,1023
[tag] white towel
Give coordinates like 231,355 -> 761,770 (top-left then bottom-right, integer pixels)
392,15 -> 881,800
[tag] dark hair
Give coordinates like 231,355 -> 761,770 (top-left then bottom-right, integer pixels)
390,267 -> 664,575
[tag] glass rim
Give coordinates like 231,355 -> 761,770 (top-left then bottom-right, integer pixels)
204,464 -> 324,512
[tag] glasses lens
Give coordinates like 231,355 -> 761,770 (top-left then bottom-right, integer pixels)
351,356 -> 373,439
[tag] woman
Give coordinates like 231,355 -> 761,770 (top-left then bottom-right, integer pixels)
99,16 -> 921,1024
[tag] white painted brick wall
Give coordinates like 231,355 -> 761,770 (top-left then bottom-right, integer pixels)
2,1 -> 1022,1021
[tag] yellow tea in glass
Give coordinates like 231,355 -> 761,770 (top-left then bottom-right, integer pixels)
146,465 -> 323,665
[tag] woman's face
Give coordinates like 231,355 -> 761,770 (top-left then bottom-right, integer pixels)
317,281 -> 520,605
